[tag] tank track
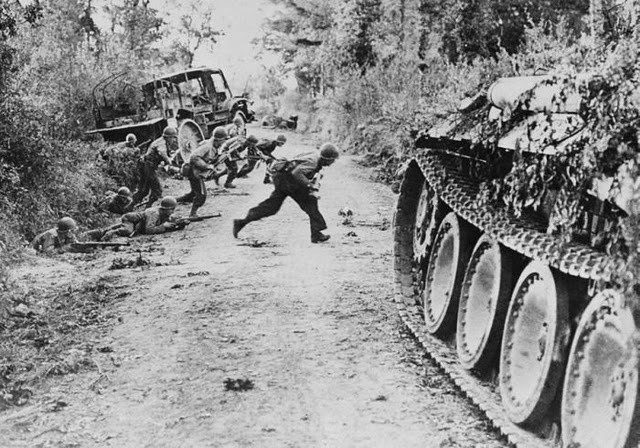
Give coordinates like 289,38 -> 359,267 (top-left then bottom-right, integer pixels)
393,150 -> 617,447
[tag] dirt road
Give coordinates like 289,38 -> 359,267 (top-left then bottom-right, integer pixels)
0,130 -> 506,447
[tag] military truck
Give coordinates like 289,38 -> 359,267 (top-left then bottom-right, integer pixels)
393,73 -> 640,448
87,67 -> 255,163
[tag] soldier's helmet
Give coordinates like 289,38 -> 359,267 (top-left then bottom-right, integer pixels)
246,134 -> 259,145
117,186 -> 132,198
162,126 -> 178,138
126,133 -> 137,144
159,196 -> 178,210
212,127 -> 228,141
57,217 -> 78,232
320,143 -> 340,160
276,134 -> 287,145
233,116 -> 244,127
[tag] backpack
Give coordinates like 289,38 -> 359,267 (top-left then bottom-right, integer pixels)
267,158 -> 291,175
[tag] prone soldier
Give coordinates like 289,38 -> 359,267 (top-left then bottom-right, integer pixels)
102,186 -> 135,215
90,196 -> 182,241
176,126 -> 228,217
31,217 -> 79,253
132,126 -> 178,208
232,143 -> 339,243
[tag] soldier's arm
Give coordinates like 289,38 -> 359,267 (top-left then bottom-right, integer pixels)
158,144 -> 172,166
189,152 -> 211,171
31,233 -> 47,252
143,211 -> 175,234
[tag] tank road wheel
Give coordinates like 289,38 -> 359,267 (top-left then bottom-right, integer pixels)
456,236 -> 514,371
561,290 -> 640,448
412,181 -> 445,264
177,119 -> 204,165
499,261 -> 570,425
422,212 -> 478,336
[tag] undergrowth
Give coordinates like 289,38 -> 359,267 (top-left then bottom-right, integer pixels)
0,275 -> 127,409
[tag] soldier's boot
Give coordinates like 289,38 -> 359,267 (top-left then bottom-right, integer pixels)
224,182 -> 236,189
189,204 -> 200,218
311,232 -> 330,243
232,219 -> 247,238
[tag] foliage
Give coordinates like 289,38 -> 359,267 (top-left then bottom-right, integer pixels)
103,0 -> 165,61
439,0 -> 590,63
162,1 -> 222,68
0,0 -> 213,268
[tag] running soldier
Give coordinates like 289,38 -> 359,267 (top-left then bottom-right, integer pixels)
232,143 -> 339,243
132,126 -> 178,208
237,134 -> 287,182
212,134 -> 259,189
177,127 -> 228,217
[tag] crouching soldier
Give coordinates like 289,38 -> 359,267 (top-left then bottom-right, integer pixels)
233,143 -> 339,243
225,116 -> 246,138
132,126 -> 178,208
31,217 -> 79,252
177,126 -> 228,217
102,187 -> 135,215
238,134 -> 287,182
212,134 -> 259,189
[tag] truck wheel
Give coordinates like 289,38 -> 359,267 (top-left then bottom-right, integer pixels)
178,119 -> 204,164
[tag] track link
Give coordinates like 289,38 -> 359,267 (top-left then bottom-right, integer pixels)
415,151 -> 614,283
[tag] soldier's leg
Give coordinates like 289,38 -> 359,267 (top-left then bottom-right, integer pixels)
234,188 -> 287,238
145,169 -> 162,208
237,159 -> 257,178
245,188 -> 287,222
132,163 -> 149,204
291,192 -> 328,237
224,160 -> 238,188
176,171 -> 198,204
190,177 -> 207,217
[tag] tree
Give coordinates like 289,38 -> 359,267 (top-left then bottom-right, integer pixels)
334,0 -> 382,71
163,1 -> 222,68
104,0 -> 164,61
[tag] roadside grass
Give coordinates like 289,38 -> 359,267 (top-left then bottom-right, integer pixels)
0,274 -> 127,410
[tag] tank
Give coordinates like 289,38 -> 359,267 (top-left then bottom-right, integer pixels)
393,74 -> 640,447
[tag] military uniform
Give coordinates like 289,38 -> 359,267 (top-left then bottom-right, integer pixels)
235,152 -> 328,239
215,136 -> 249,188
237,139 -> 278,179
102,192 -> 135,215
90,206 -> 176,242
31,228 -> 78,252
225,123 -> 245,138
132,137 -> 173,207
177,138 -> 221,216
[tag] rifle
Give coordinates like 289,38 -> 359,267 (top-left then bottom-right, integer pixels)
70,241 -> 131,252
172,213 -> 222,229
